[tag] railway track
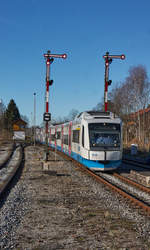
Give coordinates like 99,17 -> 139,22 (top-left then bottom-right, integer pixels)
50,147 -> 150,216
0,142 -> 15,169
81,167 -> 150,216
99,172 -> 150,210
113,172 -> 150,194
0,142 -> 24,196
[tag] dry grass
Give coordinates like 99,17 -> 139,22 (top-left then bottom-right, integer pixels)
123,138 -> 150,157
0,129 -> 12,140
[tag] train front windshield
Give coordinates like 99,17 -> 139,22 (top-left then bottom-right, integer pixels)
89,123 -> 121,150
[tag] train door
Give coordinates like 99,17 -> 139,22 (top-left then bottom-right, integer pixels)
69,122 -> 72,155
80,123 -> 89,160
61,124 -> 64,152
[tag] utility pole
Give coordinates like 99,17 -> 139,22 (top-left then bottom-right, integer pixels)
103,52 -> 125,112
43,50 -> 67,162
33,92 -> 36,147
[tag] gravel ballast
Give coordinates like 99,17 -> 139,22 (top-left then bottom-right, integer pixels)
0,145 -> 150,249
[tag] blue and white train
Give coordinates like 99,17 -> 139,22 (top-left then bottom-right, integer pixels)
37,111 -> 122,171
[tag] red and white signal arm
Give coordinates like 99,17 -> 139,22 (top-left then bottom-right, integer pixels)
103,54 -> 125,60
44,53 -> 67,59
49,53 -> 67,59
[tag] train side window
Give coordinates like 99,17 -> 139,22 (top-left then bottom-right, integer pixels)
63,135 -> 68,145
72,130 -> 80,143
56,131 -> 61,140
82,126 -> 84,147
51,134 -> 55,141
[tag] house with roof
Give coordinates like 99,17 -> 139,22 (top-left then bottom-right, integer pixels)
13,119 -> 27,140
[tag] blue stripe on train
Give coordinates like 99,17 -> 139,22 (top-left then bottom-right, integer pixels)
70,151 -> 121,170
50,144 -> 121,170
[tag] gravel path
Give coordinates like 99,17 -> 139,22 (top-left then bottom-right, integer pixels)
0,145 -> 150,249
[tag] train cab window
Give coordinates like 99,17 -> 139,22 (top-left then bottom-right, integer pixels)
89,123 -> 120,150
82,126 -> 84,147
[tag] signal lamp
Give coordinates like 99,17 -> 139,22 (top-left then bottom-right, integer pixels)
49,80 -> 53,86
108,58 -> 112,64
108,80 -> 112,86
62,54 -> 67,59
121,54 -> 125,60
50,58 -> 54,63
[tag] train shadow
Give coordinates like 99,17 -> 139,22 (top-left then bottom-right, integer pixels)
117,159 -> 150,174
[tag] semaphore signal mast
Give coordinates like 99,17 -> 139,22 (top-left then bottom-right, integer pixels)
103,52 -> 125,112
43,50 -> 67,161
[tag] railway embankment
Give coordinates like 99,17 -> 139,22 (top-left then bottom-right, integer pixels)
123,149 -> 150,187
0,141 -> 15,167
0,145 -> 150,249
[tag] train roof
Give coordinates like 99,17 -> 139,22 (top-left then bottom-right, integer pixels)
75,110 -> 120,121
49,111 -> 121,128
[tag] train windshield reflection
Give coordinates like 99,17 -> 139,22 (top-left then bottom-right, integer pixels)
89,123 -> 120,148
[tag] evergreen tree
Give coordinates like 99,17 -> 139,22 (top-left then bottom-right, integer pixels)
4,99 -> 20,130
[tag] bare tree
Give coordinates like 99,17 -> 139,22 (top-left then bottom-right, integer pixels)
94,65 -> 150,145
125,66 -> 150,141
109,65 -> 150,144
125,65 -> 150,112
108,65 -> 150,115
0,99 -> 6,131
51,109 -> 80,125
0,99 -> 5,115
67,109 -> 79,121
93,98 -> 104,111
